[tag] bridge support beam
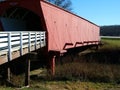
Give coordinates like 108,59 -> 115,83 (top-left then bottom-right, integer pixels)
48,50 -> 66,76
24,52 -> 37,86
51,55 -> 56,76
49,54 -> 56,76
25,54 -> 30,87
7,64 -> 11,82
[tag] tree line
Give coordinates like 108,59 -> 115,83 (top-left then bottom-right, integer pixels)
100,25 -> 120,36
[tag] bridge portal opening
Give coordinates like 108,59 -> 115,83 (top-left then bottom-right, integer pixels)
0,7 -> 43,31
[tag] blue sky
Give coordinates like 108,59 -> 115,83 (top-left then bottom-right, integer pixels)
71,0 -> 120,26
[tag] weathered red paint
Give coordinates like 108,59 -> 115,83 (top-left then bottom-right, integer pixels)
0,0 -> 100,52
40,1 -> 100,51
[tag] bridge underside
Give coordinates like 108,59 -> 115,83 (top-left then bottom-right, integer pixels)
0,7 -> 43,31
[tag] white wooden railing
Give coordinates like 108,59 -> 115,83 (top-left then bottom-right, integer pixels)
0,31 -> 46,61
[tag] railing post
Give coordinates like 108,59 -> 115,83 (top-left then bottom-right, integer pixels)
43,32 -> 46,46
8,32 -> 12,61
20,32 -> 23,56
35,32 -> 37,50
28,32 -> 31,52
8,32 -> 12,81
39,32 -> 41,48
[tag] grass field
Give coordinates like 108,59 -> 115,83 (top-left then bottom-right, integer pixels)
0,37 -> 120,90
0,81 -> 120,90
101,38 -> 120,49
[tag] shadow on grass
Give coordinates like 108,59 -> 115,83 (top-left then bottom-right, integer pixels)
30,45 -> 120,83
81,49 -> 120,64
0,44 -> 120,87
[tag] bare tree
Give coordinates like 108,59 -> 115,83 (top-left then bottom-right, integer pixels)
47,0 -> 72,11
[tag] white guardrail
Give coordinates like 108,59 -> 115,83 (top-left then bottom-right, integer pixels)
0,31 -> 46,61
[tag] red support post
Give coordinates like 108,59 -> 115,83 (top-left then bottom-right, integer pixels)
50,55 -> 56,76
48,53 -> 56,76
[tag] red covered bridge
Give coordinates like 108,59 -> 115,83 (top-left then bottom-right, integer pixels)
0,0 -> 100,85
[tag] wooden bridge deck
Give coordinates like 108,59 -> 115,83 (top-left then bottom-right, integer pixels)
0,31 -> 46,65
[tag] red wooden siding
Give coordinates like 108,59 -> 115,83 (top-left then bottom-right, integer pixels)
40,1 -> 100,51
